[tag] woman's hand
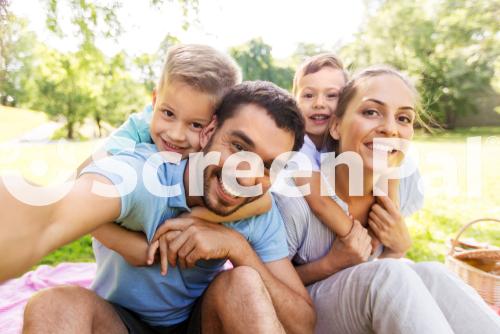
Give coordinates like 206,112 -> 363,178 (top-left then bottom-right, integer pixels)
368,196 -> 411,256
325,220 -> 373,272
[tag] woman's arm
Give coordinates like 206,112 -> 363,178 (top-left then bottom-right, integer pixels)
189,193 -> 272,223
92,223 -> 150,266
295,221 -> 372,285
295,172 -> 353,237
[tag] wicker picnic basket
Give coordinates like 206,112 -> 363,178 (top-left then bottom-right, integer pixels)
445,218 -> 500,306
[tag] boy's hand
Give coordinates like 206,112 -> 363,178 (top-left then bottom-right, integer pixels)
147,230 -> 182,276
368,196 -> 411,254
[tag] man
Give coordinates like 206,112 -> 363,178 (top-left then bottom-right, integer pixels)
0,82 -> 315,333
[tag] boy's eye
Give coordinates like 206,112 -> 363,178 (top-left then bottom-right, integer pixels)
327,93 -> 339,99
191,122 -> 203,130
303,93 -> 313,99
163,110 -> 174,118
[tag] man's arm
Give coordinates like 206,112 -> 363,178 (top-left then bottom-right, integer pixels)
0,174 -> 120,280
154,218 -> 315,334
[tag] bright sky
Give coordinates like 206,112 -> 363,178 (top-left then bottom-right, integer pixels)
11,0 -> 365,59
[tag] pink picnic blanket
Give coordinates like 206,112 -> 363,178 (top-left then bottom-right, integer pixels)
1,262 -> 498,334
0,262 -> 96,334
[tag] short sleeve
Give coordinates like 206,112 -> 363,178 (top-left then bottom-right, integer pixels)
80,149 -> 166,237
248,198 -> 290,263
273,194 -> 309,260
399,169 -> 425,217
106,105 -> 153,154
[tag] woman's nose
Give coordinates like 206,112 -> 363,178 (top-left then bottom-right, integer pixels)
379,117 -> 398,137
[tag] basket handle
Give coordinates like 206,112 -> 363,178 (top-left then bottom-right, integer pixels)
448,218 -> 500,256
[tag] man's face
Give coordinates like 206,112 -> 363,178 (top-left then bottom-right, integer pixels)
201,104 -> 295,216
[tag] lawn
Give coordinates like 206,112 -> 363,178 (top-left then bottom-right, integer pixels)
1,109 -> 499,266
0,106 -> 48,142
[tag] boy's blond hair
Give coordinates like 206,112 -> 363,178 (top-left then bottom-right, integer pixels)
292,53 -> 348,96
158,44 -> 242,103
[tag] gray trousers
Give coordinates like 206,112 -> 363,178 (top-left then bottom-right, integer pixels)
308,259 -> 500,334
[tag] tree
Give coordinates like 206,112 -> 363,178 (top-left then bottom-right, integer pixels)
230,38 -> 294,91
0,10 -> 37,106
340,0 -> 500,128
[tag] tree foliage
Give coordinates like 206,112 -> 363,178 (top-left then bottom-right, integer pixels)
340,0 -> 500,128
0,7 -> 36,106
230,38 -> 294,91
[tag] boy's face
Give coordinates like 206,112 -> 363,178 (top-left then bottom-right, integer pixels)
150,80 -> 215,159
295,67 -> 346,143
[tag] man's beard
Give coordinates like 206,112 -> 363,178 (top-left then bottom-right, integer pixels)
201,166 -> 254,217
200,136 -> 262,217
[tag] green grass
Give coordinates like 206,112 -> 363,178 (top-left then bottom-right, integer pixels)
1,122 -> 499,266
0,106 -> 48,142
0,141 -> 102,266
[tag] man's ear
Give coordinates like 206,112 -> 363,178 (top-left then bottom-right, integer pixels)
329,117 -> 341,140
200,115 -> 217,149
151,89 -> 157,108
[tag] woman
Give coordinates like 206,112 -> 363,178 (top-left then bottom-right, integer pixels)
275,66 -> 500,333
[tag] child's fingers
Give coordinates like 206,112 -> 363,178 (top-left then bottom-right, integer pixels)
147,240 -> 159,265
159,235 -> 168,276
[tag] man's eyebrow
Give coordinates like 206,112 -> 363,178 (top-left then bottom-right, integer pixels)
230,130 -> 255,148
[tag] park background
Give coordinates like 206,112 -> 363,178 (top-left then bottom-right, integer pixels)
0,0 -> 499,267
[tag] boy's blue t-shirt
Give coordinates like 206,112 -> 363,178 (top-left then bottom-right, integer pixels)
106,104 -> 154,154
81,144 -> 289,327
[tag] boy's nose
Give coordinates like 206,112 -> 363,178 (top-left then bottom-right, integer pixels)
169,123 -> 187,142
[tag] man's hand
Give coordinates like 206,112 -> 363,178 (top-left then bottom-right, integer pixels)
324,220 -> 372,272
150,217 -> 246,270
368,196 -> 411,255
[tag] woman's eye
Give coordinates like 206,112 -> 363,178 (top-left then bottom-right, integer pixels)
363,109 -> 379,117
327,93 -> 338,99
398,115 -> 412,124
303,93 -> 313,99
163,110 -> 174,118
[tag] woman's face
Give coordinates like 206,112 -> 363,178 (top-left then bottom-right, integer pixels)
330,74 -> 416,171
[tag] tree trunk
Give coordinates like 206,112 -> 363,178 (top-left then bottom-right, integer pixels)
67,121 -> 74,140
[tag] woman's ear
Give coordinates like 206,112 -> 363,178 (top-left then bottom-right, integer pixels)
329,117 -> 341,140
200,115 -> 217,149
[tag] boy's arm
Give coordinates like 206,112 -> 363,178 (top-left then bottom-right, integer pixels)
294,220 -> 372,285
92,223 -> 150,266
0,173 -> 121,280
295,172 -> 353,237
189,193 -> 272,223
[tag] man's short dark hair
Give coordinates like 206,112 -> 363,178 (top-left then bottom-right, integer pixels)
215,81 -> 305,151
